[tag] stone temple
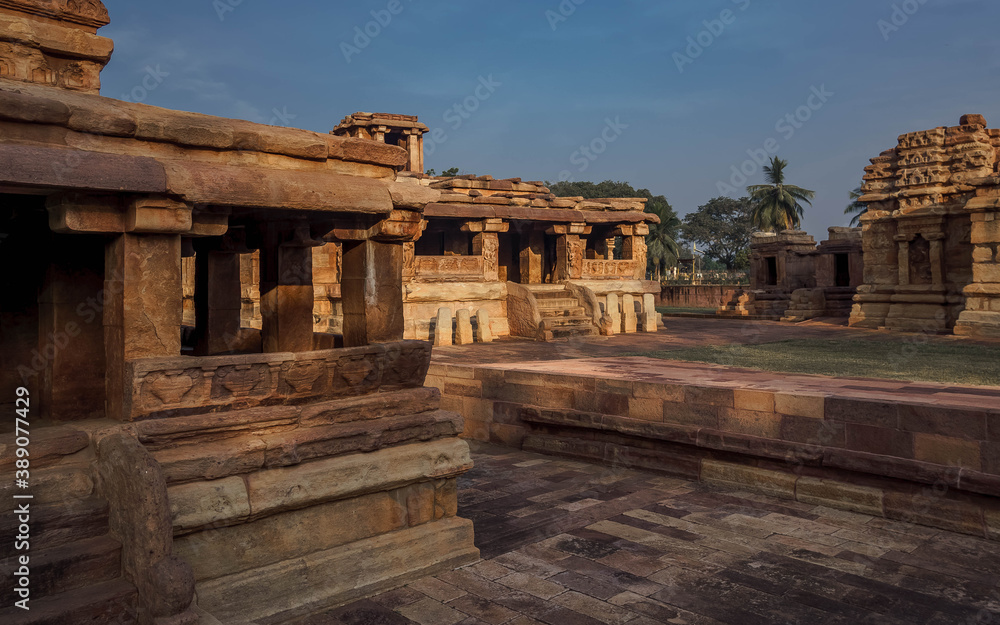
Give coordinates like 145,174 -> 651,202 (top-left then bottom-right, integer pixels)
3,2 -> 1000,625
851,114 -> 1000,337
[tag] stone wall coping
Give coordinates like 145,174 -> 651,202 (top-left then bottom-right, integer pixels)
0,81 -> 408,167
424,202 -> 656,224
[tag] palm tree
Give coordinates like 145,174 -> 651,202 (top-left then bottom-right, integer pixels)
646,209 -> 681,281
746,157 -> 815,231
844,183 -> 867,226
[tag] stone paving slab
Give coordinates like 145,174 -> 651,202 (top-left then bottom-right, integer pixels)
303,443 -> 1000,625
454,356 -> 1000,410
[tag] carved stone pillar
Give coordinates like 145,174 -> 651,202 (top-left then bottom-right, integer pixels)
402,242 -> 416,281
554,234 -> 584,281
622,235 -> 648,280
258,225 -> 316,354
473,232 -> 500,282
603,238 -> 617,260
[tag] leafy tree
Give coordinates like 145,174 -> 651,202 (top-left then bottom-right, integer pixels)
680,197 -> 754,271
426,167 -> 461,177
844,183 -> 868,227
746,157 -> 815,231
548,180 -> 680,277
647,209 -> 681,281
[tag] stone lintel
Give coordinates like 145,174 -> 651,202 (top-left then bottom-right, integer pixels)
460,218 -> 509,233
328,209 -> 424,242
46,193 -> 226,236
546,223 -> 591,236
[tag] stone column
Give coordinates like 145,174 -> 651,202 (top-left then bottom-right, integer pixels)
928,234 -> 945,287
555,234 -> 584,282
603,238 -> 617,260
258,227 -> 315,354
38,236 -> 106,420
402,242 -> 416,282
896,237 -> 910,286
105,233 -> 183,420
193,248 -> 242,356
623,234 -> 648,280
473,232 -> 500,282
520,230 -> 544,284
341,239 -> 404,347
407,133 -> 423,174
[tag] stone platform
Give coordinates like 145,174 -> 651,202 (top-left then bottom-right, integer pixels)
419,318 -> 1000,544
313,443 -> 1000,624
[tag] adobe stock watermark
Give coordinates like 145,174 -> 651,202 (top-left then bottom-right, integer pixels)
213,0 -> 246,21
118,65 -> 170,104
545,0 -> 586,31
673,0 -> 752,74
716,84 -> 834,196
424,75 -> 503,157
556,116 -> 628,183
341,0 -> 415,63
266,107 -> 297,127
878,0 -> 928,41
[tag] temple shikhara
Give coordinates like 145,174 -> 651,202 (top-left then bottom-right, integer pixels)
3,2 -> 1000,624
850,113 -> 1000,337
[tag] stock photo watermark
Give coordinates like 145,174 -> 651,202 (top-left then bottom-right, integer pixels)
878,0 -> 929,41
716,84 -> 834,195
545,0 -> 586,31
341,0 -> 416,63
213,0 -> 246,21
673,0 -> 752,74
556,116 -> 628,182
118,64 -> 170,104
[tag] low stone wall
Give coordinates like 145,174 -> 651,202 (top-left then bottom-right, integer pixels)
117,341 -> 477,623
426,360 -> 1000,541
658,285 -> 741,309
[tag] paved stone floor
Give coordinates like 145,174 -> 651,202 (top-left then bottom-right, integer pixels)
430,317 -> 1000,366
308,443 -> 1000,625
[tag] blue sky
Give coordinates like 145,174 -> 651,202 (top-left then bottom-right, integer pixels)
99,0 -> 1000,238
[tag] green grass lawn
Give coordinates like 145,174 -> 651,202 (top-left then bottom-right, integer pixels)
626,339 -> 1000,386
656,306 -> 717,315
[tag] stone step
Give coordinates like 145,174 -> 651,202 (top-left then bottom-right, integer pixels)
0,497 -> 109,559
0,426 -> 90,469
532,290 -> 573,299
536,298 -> 580,309
0,535 -> 121,600
0,578 -> 138,625
523,284 -> 566,294
541,316 -> 593,329
539,307 -> 587,318
0,463 -> 96,513
550,326 -> 599,339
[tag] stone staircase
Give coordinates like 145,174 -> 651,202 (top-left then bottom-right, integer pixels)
0,426 -> 138,625
527,285 -> 599,340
